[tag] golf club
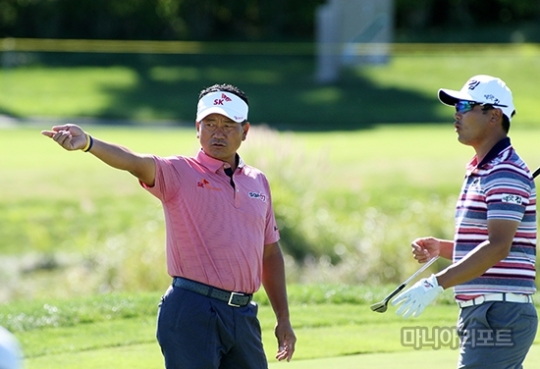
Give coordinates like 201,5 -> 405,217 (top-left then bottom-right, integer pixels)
369,165 -> 540,314
370,256 -> 439,313
533,167 -> 540,180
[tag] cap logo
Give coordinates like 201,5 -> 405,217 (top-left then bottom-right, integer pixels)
468,80 -> 481,90
484,94 -> 501,105
213,93 -> 233,106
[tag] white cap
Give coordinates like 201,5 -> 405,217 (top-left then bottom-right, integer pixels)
438,75 -> 516,121
0,326 -> 22,369
196,91 -> 248,123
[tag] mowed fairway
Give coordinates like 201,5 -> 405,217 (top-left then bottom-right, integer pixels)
275,347 -> 540,369
14,299 -> 540,368
22,344 -> 540,369
19,302 -> 540,369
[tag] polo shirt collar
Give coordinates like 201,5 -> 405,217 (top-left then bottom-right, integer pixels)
196,149 -> 245,173
467,137 -> 512,175
477,137 -> 511,168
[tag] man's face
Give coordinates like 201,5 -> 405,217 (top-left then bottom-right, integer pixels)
196,113 -> 249,164
453,103 -> 495,147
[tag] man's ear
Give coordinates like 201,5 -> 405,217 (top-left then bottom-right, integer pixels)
242,122 -> 250,141
196,121 -> 200,138
491,109 -> 503,124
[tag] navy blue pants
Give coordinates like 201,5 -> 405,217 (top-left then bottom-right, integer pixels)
156,284 -> 268,369
457,302 -> 537,368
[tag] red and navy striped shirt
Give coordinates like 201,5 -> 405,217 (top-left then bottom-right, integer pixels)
453,138 -> 536,300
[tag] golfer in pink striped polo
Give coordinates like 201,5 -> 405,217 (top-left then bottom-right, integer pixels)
41,83 -> 296,369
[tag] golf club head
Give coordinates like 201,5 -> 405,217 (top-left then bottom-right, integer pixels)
370,301 -> 388,313
370,282 -> 408,314
369,257 -> 439,314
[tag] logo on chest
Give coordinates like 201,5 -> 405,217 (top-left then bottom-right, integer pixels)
249,192 -> 267,202
469,178 -> 482,191
197,178 -> 222,191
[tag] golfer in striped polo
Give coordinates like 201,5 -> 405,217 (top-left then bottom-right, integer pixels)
392,75 -> 537,368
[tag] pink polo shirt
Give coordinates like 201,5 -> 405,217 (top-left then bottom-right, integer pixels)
141,150 -> 280,294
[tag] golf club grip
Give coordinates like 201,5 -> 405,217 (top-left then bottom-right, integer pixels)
402,256 -> 439,286
533,167 -> 540,179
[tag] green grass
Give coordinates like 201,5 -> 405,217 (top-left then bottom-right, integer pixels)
1,47 -> 540,367
352,49 -> 540,126
2,124 -> 540,301
1,45 -> 540,129
0,289 -> 473,360
21,345 -> 540,369
1,67 -> 139,118
1,125 -> 536,366
1,289 -> 538,368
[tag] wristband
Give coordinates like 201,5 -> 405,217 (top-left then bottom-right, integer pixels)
82,134 -> 94,152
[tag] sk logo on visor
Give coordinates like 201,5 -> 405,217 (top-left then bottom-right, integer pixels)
213,93 -> 232,106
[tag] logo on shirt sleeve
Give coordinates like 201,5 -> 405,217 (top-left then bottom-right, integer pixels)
501,194 -> 523,205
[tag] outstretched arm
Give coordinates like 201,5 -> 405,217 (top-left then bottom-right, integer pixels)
262,242 -> 296,362
41,124 -> 156,186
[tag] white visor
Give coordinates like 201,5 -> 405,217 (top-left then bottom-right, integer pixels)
196,91 -> 248,123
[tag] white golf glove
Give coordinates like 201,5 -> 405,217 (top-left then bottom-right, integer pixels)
391,274 -> 443,318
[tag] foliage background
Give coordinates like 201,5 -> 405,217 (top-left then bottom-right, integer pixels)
0,0 -> 539,42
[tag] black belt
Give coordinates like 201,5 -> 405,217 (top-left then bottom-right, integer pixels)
172,277 -> 252,307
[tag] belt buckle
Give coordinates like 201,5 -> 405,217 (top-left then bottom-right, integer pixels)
475,295 -> 486,305
228,292 -> 244,307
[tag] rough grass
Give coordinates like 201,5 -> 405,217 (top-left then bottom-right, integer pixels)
2,124 -> 540,301
1,124 -> 459,302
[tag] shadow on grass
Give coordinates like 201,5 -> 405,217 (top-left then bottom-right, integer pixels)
3,52 -> 449,132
